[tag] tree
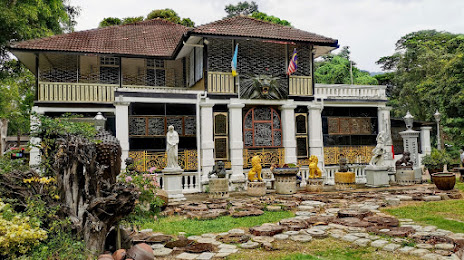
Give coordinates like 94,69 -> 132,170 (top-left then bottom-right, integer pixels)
377,30 -> 464,146
224,1 -> 291,26
146,8 -> 195,27
315,46 -> 378,85
98,17 -> 122,27
225,1 -> 258,17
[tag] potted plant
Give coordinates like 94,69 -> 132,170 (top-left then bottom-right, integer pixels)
422,148 -> 451,174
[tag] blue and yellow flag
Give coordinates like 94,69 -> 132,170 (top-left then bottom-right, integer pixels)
231,44 -> 238,77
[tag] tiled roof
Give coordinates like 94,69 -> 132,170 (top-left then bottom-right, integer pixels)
10,19 -> 189,57
191,16 -> 337,45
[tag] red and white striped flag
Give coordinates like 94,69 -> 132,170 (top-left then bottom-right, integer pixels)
287,48 -> 298,75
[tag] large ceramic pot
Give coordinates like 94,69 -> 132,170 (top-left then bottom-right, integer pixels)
431,172 -> 456,190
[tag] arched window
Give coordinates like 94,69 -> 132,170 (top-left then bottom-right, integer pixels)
243,107 -> 282,148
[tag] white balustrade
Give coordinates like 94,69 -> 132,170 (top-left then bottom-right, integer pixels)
156,172 -> 201,194
314,84 -> 387,100
301,164 -> 367,185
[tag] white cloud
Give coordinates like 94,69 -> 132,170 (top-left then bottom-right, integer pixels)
70,0 -> 464,72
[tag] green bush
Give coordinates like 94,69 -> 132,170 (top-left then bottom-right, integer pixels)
422,148 -> 451,170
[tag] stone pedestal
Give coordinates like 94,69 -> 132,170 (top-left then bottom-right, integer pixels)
306,178 -> 323,192
395,168 -> 415,185
400,129 -> 420,169
334,172 -> 356,190
162,167 -> 186,202
365,166 -> 390,187
209,178 -> 229,199
274,174 -> 297,195
247,181 -> 266,196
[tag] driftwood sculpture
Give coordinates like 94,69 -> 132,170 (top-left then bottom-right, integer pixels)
52,131 -> 138,254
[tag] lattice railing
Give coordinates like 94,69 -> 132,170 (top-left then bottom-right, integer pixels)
323,146 -> 374,165
243,148 -> 285,168
129,150 -> 198,172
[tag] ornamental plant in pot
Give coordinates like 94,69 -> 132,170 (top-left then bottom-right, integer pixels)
422,148 -> 451,181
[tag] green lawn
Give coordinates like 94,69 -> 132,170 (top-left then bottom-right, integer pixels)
384,181 -> 464,233
130,211 -> 294,236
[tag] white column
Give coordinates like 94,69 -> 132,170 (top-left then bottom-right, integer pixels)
378,106 -> 394,166
29,106 -> 43,168
280,103 -> 297,164
228,100 -> 245,182
307,103 -> 324,171
114,99 -> 130,169
420,126 -> 432,155
200,101 -> 215,183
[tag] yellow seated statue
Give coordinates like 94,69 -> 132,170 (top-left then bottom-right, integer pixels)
248,155 -> 263,182
309,155 -> 322,179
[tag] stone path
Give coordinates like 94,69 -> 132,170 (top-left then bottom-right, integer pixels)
103,186 -> 464,259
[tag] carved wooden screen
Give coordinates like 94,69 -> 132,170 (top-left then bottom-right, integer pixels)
243,107 -> 282,148
295,113 -> 308,158
129,116 -> 196,137
328,117 -> 373,135
99,57 -> 119,84
146,59 -> 165,86
214,112 -> 228,160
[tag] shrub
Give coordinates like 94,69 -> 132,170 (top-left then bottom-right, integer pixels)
422,148 -> 452,170
0,199 -> 47,258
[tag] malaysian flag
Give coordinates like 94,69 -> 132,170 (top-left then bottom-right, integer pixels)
287,48 -> 298,75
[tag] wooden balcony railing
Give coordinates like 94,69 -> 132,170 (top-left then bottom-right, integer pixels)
289,75 -> 313,96
207,71 -> 235,94
38,82 -> 118,103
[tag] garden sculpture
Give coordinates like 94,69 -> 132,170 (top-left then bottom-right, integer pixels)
369,131 -> 387,166
309,155 -> 322,178
166,125 -> 180,169
209,161 -> 227,178
248,155 -> 263,182
338,154 -> 349,172
395,151 -> 414,169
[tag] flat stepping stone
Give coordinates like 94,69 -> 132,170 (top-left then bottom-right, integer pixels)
176,252 -> 199,260
252,236 -> 274,243
365,216 -> 399,227
338,209 -> 372,219
416,243 -> 434,249
273,234 -> 289,240
153,247 -> 173,257
218,244 -> 237,249
305,228 -> 328,238
422,253 -> 442,260
151,243 -> 166,249
228,229 -> 245,234
240,241 -> 260,249
382,243 -> 401,252
397,195 -> 413,201
341,234 -> 360,242
196,238 -> 216,244
353,238 -> 371,247
300,201 -> 326,208
266,205 -> 282,211
298,205 -> 316,211
423,196 -> 441,201
290,234 -> 312,243
188,236 -> 202,241
284,231 -> 300,236
351,232 -> 369,238
249,224 -> 284,236
371,239 -> 389,248
196,252 -> 215,260
434,243 -> 454,250
397,246 -> 415,253
410,248 -> 431,256
295,211 -> 315,216
185,243 -> 216,253
385,197 -> 400,206
218,248 -> 238,254
201,233 -> 217,238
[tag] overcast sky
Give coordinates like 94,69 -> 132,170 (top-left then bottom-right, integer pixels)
71,0 -> 464,72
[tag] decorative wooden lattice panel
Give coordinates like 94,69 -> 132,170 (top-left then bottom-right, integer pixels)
39,53 -> 78,83
243,148 -> 285,168
323,146 -> 374,165
328,117 -> 373,135
129,150 -> 198,172
129,116 -> 196,137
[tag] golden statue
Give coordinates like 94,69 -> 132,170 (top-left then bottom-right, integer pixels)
308,155 -> 322,179
248,155 -> 263,182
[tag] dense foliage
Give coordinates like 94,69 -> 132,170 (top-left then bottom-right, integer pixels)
99,9 -> 195,28
315,46 -> 378,85
224,1 -> 291,26
377,30 -> 464,147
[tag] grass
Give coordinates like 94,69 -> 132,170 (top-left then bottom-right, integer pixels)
130,211 -> 294,236
384,180 -> 464,233
228,238 -> 421,260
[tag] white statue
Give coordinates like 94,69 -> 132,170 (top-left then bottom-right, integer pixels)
166,125 -> 180,169
369,131 -> 387,166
